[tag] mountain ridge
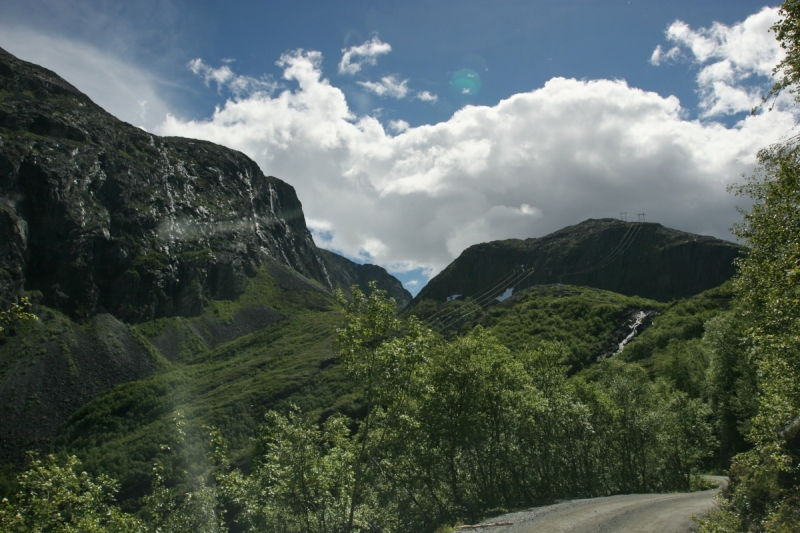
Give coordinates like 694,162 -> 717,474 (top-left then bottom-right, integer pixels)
409,218 -> 740,313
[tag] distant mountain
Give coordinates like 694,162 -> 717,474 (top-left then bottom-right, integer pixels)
408,218 -> 741,313
318,249 -> 411,309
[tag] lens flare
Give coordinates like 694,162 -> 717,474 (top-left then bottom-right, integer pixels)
450,68 -> 482,97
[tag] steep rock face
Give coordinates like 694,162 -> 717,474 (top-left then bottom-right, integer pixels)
410,218 -> 741,308
318,249 -> 412,309
0,46 -> 333,323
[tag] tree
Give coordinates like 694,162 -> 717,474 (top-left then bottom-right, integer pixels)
0,296 -> 37,336
334,282 -> 434,532
767,0 -> 800,108
0,455 -> 142,533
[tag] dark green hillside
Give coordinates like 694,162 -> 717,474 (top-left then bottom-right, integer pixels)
619,282 -> 734,368
4,275 -> 729,506
0,261 -> 358,503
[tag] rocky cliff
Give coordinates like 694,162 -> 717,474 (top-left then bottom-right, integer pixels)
409,218 -> 741,311
0,46 -> 362,323
0,47 -> 412,323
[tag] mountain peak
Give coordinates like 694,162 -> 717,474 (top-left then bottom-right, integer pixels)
410,218 -> 740,309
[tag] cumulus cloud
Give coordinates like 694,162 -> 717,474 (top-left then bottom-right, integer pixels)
0,24 -> 170,131
416,90 -> 438,103
358,75 -> 410,98
652,7 -> 786,117
158,40 -> 793,283
339,36 -> 391,75
188,58 -> 278,97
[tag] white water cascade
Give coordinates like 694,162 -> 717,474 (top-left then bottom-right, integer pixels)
615,311 -> 648,355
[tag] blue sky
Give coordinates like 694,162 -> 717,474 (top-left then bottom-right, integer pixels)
0,1 -> 793,294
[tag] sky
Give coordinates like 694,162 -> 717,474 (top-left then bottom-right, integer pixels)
0,0 -> 795,295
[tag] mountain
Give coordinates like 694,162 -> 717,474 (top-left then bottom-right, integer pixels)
0,47 -> 407,464
318,249 -> 411,309
408,218 -> 741,315
0,46 -> 409,323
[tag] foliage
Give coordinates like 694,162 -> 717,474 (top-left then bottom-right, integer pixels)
767,0 -> 800,108
620,283 -> 734,365
699,142 -> 800,529
471,284 -> 665,370
0,454 -> 143,533
3,283 -> 721,533
0,265 -> 348,507
0,296 -> 38,336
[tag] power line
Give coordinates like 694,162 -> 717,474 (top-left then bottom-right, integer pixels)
420,268 -> 523,327
433,267 -> 538,333
421,219 -> 645,333
424,267 -> 531,330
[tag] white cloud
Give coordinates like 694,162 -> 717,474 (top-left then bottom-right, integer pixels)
188,57 -> 278,97
189,58 -> 234,86
416,90 -> 438,103
358,75 -> 410,98
159,44 -> 793,284
649,44 -> 681,66
339,36 -> 391,75
653,7 -> 786,117
0,24 -> 170,131
389,120 -> 410,133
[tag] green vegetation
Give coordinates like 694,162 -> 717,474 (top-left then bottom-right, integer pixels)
694,2 -> 800,530
480,285 -> 664,369
620,282 -> 733,365
697,145 -> 800,531
0,284 -> 720,532
0,296 -> 38,336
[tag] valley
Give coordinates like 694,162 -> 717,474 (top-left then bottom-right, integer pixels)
0,43 -> 791,533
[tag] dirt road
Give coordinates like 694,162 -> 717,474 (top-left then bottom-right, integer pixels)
465,477 -> 726,533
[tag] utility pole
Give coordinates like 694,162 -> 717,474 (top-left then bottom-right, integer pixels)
637,213 -> 646,222
620,212 -> 627,222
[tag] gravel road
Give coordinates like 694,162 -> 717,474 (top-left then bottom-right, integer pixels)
463,477 -> 727,533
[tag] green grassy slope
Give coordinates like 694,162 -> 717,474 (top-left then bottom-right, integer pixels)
28,262 -> 357,504
618,282 -> 734,368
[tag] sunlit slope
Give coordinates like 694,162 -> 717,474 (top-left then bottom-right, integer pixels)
408,281 -> 733,374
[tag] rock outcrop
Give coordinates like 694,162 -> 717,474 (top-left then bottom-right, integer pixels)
0,47 -> 415,464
